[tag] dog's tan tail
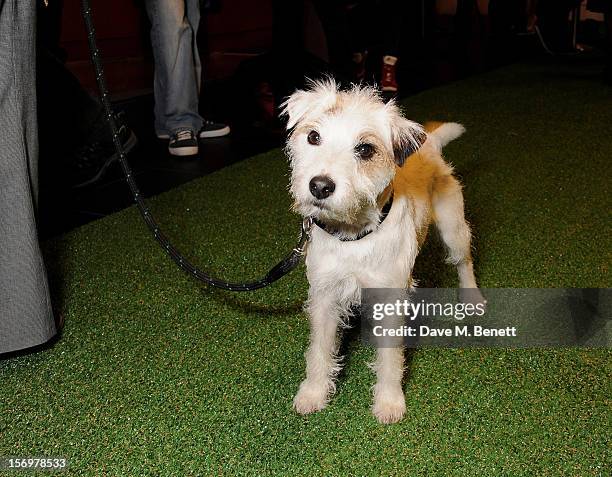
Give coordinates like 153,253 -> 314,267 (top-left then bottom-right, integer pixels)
424,122 -> 466,151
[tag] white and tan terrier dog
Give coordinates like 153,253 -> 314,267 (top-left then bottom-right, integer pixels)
281,79 -> 483,424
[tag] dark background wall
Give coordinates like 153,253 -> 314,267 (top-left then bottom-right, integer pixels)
59,0 -> 274,95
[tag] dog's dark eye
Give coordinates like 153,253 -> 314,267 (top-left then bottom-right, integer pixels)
355,143 -> 375,160
307,130 -> 321,145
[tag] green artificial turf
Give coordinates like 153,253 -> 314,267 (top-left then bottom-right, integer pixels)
1,62 -> 611,476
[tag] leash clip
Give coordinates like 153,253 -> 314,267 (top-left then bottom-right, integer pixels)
294,217 -> 314,255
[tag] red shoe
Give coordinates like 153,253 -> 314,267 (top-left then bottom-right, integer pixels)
381,55 -> 399,93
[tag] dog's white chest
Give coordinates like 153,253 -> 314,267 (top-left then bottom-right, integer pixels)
305,208 -> 418,298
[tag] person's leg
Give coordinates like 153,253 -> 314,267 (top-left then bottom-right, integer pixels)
37,48 -> 103,152
188,0 -> 230,138
380,0 -> 407,59
37,0 -> 99,157
346,1 -> 371,82
145,0 -> 203,137
186,0 -> 202,96
0,0 -> 56,354
36,3 -> 137,187
379,0 -> 406,92
537,0 -> 575,53
526,0 -> 539,31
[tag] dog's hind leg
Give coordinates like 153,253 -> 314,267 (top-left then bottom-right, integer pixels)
432,174 -> 485,303
293,295 -> 342,415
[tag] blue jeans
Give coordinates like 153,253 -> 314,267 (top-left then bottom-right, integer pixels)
145,0 -> 203,136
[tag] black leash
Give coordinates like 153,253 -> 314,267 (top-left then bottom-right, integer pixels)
80,0 -> 312,291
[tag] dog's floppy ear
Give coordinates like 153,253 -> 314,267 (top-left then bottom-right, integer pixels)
280,78 -> 339,130
280,90 -> 313,130
391,116 -> 426,167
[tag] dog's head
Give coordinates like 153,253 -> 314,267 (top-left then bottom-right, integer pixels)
281,79 -> 425,230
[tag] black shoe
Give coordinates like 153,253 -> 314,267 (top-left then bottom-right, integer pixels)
198,120 -> 230,138
70,111 -> 138,188
169,129 -> 199,156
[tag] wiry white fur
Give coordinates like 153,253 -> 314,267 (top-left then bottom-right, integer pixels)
281,78 -> 340,130
281,79 -> 423,238
283,79 -> 482,424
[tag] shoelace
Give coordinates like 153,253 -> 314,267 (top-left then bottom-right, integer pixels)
174,130 -> 193,141
202,120 -> 222,130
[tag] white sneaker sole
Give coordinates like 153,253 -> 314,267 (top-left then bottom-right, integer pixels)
168,145 -> 199,156
199,125 -> 231,138
158,125 -> 231,140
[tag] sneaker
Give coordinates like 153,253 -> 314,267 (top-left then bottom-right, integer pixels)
198,119 -> 230,138
381,55 -> 399,93
168,129 -> 198,156
157,120 -> 230,140
71,111 -> 138,188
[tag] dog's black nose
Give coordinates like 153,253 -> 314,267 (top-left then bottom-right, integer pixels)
309,175 -> 336,200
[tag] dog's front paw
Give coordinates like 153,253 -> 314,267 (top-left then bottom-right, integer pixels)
372,388 -> 406,424
293,380 -> 329,415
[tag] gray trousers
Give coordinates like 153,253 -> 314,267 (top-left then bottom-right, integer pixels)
0,0 -> 56,353
145,0 -> 203,136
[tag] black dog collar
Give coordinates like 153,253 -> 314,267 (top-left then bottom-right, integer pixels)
312,195 -> 394,242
